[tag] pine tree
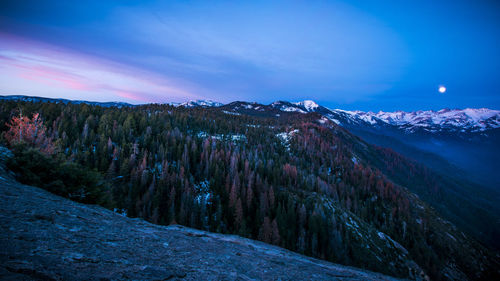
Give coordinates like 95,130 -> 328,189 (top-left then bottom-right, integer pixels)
271,218 -> 280,245
234,198 -> 243,229
258,216 -> 272,243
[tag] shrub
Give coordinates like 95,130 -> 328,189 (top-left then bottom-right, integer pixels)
4,112 -> 55,154
7,144 -> 109,205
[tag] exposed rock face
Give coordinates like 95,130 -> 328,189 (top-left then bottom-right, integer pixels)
0,174 -> 400,280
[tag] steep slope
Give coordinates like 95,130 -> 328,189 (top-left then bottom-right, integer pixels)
273,115 -> 498,280
217,100 -> 500,249
0,169 -> 399,281
325,110 -> 500,248
337,125 -> 500,250
324,107 -> 500,187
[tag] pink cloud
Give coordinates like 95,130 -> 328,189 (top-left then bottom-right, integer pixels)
17,65 -> 91,91
114,90 -> 153,103
0,32 -> 206,103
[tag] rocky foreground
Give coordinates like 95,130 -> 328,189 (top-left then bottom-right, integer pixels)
0,171 -> 401,280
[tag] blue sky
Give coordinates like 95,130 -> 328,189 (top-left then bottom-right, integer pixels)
1,0 -> 499,111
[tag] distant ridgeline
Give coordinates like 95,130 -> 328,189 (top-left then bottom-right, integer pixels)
0,95 -> 133,108
0,96 -> 498,280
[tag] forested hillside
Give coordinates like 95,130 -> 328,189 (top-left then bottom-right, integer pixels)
0,100 -> 498,280
0,166 -> 401,281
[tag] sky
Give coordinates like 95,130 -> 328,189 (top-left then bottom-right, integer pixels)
0,0 -> 499,111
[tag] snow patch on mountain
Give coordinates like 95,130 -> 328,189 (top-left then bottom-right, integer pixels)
351,156 -> 359,165
294,100 -> 319,112
196,131 -> 246,142
271,101 -> 307,113
331,108 -> 500,132
277,129 -> 299,150
282,107 -> 306,113
179,100 -> 223,108
222,110 -> 241,116
324,114 -> 341,125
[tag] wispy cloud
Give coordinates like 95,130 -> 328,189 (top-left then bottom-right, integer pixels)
100,2 -> 409,104
0,32 -> 206,103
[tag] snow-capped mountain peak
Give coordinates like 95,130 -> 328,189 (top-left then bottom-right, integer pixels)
178,100 -> 223,108
271,101 -> 307,113
294,100 -> 319,112
331,108 -> 500,133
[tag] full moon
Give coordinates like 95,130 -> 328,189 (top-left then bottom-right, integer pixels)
439,86 -> 446,93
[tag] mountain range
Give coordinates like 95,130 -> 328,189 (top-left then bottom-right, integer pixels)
187,99 -> 500,186
2,95 -> 499,186
178,99 -> 500,134
1,95 -> 499,280
195,98 -> 500,244
3,95 -> 498,133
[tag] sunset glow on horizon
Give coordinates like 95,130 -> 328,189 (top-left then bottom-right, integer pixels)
0,33 -> 206,104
